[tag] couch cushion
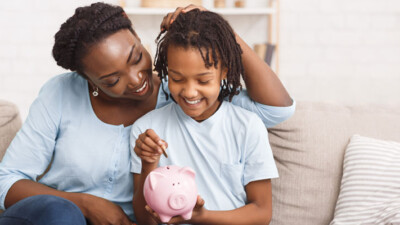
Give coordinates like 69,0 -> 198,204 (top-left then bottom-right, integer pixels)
330,134 -> 400,224
268,101 -> 400,225
0,100 -> 22,161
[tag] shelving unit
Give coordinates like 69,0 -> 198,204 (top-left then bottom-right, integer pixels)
123,7 -> 276,15
123,0 -> 280,74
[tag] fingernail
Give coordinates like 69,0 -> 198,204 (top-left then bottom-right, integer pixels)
170,19 -> 174,24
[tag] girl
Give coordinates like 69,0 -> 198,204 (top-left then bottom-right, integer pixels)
131,9 -> 283,225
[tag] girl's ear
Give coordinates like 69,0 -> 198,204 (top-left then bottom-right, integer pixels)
221,67 -> 228,80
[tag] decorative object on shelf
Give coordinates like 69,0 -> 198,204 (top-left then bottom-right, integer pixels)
141,0 -> 202,8
234,0 -> 245,8
214,0 -> 226,8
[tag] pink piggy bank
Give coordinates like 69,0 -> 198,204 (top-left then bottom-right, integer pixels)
143,165 -> 198,223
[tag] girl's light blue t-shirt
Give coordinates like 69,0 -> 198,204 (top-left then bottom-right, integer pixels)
0,72 -> 295,218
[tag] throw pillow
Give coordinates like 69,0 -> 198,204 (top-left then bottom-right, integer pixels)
330,135 -> 400,225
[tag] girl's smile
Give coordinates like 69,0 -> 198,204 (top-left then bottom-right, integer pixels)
167,45 -> 227,122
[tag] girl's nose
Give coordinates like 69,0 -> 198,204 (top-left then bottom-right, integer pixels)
182,83 -> 198,99
127,71 -> 143,90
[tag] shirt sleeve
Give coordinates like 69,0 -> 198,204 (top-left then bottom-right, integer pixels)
0,77 -> 62,210
129,114 -> 154,174
229,90 -> 296,128
243,114 -> 279,186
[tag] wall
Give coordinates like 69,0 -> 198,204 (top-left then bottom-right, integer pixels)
1,0 -> 399,120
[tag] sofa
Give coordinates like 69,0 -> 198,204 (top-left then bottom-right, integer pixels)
268,101 -> 400,225
1,100 -> 400,224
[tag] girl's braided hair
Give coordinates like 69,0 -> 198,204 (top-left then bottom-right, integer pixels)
52,2 -> 134,77
154,9 -> 243,101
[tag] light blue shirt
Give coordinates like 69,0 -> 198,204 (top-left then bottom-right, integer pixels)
130,102 -> 279,211
0,72 -> 294,217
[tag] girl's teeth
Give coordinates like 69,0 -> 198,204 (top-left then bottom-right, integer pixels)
135,81 -> 147,92
185,99 -> 201,104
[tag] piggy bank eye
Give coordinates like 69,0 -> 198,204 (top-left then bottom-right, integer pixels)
173,183 -> 175,186
167,166 -> 170,169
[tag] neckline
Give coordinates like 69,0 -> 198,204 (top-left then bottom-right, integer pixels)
174,101 -> 226,127
85,81 -> 130,129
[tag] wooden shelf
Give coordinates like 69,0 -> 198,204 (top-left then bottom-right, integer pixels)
123,7 -> 275,15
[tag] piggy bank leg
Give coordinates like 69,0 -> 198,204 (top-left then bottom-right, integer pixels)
159,214 -> 173,223
181,211 -> 193,220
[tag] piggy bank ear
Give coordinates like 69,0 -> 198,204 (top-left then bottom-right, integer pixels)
148,172 -> 165,191
178,167 -> 196,179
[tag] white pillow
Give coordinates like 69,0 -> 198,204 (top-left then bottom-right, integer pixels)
330,135 -> 400,225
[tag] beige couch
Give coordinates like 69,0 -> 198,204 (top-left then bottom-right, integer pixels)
268,101 -> 400,225
0,100 -> 21,160
1,100 -> 400,224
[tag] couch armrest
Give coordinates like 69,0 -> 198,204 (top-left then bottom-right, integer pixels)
0,100 -> 22,161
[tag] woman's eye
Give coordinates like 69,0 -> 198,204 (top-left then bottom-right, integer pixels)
105,77 -> 120,87
133,52 -> 143,65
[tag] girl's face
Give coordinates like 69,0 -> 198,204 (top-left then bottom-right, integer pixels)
167,45 -> 227,122
82,29 -> 154,101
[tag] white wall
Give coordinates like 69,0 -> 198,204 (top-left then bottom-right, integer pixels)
279,0 -> 400,106
1,0 -> 399,120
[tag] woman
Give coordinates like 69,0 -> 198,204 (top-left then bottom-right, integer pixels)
0,2 -> 294,225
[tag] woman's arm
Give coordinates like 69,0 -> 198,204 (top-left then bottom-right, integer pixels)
235,34 -> 292,107
6,180 -> 132,225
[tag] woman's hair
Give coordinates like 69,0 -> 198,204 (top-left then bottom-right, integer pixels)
154,9 -> 243,101
52,2 -> 134,77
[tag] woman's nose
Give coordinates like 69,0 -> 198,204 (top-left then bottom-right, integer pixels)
127,71 -> 143,90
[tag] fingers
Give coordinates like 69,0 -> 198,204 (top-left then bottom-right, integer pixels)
160,7 -> 183,31
135,129 -> 167,163
160,4 -> 207,31
145,205 -> 162,223
195,195 -> 205,208
182,4 -> 207,13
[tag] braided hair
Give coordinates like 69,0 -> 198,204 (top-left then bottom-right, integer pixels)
154,9 -> 243,101
52,2 -> 134,77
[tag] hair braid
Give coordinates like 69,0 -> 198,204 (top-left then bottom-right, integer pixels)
52,2 -> 134,77
154,9 -> 243,101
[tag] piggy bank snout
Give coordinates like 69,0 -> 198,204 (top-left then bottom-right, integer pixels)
168,193 -> 188,210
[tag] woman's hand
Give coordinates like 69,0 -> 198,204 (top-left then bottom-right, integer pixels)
160,4 -> 207,31
81,194 -> 134,225
134,129 -> 167,164
144,195 -> 206,224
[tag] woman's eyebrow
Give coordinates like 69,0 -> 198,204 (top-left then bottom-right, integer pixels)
98,44 -> 136,80
126,43 -> 136,63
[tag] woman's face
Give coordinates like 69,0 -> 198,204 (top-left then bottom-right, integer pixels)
82,29 -> 154,101
167,45 -> 227,122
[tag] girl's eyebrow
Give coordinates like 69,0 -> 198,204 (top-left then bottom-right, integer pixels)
168,69 -> 212,76
98,44 -> 136,80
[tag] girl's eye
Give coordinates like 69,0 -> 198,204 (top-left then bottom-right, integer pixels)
171,78 -> 182,83
133,52 -> 143,65
199,80 -> 210,84
105,77 -> 120,87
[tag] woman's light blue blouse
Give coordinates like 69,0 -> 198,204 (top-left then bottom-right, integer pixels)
0,72 -> 295,218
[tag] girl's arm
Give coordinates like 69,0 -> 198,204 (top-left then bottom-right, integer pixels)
194,180 -> 272,225
146,180 -> 272,225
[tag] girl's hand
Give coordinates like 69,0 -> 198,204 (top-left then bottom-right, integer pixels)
160,4 -> 207,31
82,194 -> 134,225
134,129 -> 167,164
144,195 -> 206,224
